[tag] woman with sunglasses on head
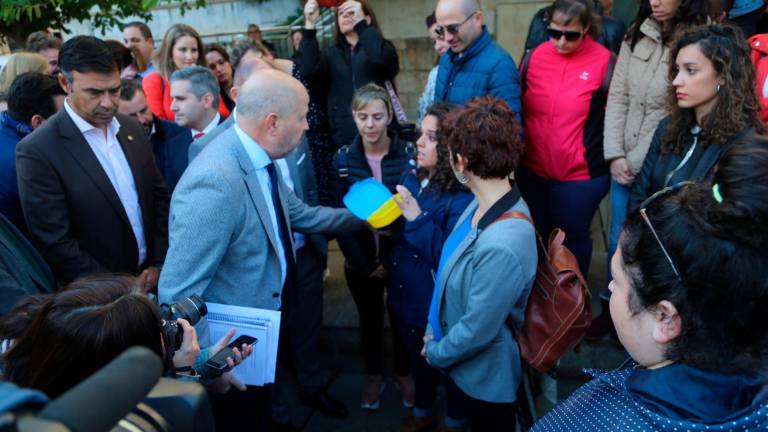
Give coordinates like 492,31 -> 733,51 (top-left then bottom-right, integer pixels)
389,102 -> 472,432
142,24 -> 230,121
590,0 -> 709,339
300,0 -> 399,155
422,96 -> 537,432
629,24 -> 763,210
532,136 -> 768,431
517,0 -> 613,277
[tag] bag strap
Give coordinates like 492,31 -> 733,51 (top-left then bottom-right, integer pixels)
601,53 -> 617,95
520,51 -> 532,95
385,80 -> 409,124
336,145 -> 350,178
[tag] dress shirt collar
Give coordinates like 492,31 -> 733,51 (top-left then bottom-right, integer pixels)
192,112 -> 221,138
63,98 -> 121,136
234,122 -> 271,171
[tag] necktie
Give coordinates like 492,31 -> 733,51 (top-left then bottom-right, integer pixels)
266,163 -> 296,311
193,132 -> 205,140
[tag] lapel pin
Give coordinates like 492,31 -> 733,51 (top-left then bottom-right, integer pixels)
127,135 -> 134,141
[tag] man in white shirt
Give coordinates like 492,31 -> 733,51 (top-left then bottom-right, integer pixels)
15,36 -> 169,288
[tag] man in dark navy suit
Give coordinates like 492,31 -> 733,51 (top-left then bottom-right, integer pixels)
118,78 -> 188,190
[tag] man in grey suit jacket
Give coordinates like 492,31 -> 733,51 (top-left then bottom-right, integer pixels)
159,69 -> 359,431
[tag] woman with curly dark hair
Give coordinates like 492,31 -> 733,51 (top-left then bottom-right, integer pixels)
390,102 -> 472,431
592,0 -> 711,340
532,136 -> 768,431
629,24 -> 763,209
422,96 -> 537,431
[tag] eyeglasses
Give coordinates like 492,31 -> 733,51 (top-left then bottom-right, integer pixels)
638,181 -> 694,280
546,27 -> 585,42
435,11 -> 476,38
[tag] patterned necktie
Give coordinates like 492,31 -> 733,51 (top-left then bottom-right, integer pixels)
193,132 -> 205,140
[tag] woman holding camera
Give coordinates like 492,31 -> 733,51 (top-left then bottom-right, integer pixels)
531,136 -> 768,431
0,275 -> 251,398
629,24 -> 763,209
422,96 -> 537,431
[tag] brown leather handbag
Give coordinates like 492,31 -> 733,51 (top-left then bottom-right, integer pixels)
499,211 -> 592,373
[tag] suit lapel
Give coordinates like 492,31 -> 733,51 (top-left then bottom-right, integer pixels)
58,111 -> 131,227
284,149 -> 305,201
116,119 -> 149,226
232,135 -> 282,256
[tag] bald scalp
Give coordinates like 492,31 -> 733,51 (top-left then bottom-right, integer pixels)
436,0 -> 481,17
236,69 -> 306,121
233,57 -> 273,87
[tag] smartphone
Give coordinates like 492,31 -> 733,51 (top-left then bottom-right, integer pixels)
228,334 -> 257,349
318,0 -> 345,7
201,335 -> 258,378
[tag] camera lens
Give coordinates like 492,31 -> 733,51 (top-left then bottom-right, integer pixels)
171,295 -> 207,326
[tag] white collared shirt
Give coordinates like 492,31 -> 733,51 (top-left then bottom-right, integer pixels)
63,99 -> 147,266
191,112 -> 221,140
234,122 -> 287,296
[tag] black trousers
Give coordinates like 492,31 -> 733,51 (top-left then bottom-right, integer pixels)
209,384 -> 272,431
344,265 -> 410,376
463,392 -> 517,432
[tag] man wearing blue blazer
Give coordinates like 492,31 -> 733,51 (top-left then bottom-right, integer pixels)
158,69 -> 360,431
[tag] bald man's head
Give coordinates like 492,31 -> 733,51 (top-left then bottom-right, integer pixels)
236,69 -> 309,159
233,57 -> 273,88
435,0 -> 484,53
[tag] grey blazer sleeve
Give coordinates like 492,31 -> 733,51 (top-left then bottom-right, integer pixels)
425,239 -> 528,370
282,181 -> 361,234
158,170 -> 238,304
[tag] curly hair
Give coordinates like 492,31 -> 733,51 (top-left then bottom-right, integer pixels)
440,96 -> 524,180
417,102 -> 463,194
662,24 -> 763,154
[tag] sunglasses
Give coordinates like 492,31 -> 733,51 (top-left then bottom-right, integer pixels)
546,28 -> 584,42
435,11 -> 476,38
638,181 -> 694,280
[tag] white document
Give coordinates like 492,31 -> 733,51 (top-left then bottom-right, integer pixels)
205,302 -> 281,386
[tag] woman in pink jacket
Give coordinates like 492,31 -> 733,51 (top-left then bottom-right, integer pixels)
518,0 -> 613,275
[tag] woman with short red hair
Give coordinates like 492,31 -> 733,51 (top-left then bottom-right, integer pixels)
422,96 -> 537,431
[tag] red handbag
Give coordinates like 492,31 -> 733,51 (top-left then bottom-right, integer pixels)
498,212 -> 592,373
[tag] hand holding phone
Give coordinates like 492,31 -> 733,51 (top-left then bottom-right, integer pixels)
201,335 -> 257,379
304,0 -> 321,29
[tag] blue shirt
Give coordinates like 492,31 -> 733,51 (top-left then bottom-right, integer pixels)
234,122 -> 287,299
428,212 -> 473,341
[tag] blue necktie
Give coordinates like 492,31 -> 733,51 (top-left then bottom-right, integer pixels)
266,163 -> 296,309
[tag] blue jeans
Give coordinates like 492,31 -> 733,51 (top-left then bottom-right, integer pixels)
603,180 -> 632,300
517,170 -> 611,276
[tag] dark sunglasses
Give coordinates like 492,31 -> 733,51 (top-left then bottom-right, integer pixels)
546,27 -> 584,41
435,11 -> 476,38
638,181 -> 695,280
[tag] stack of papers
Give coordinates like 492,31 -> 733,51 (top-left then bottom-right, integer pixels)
205,302 -> 281,386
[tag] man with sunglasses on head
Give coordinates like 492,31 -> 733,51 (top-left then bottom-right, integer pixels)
433,0 -> 522,125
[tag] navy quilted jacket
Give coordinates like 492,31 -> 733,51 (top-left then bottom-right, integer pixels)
434,27 -> 522,125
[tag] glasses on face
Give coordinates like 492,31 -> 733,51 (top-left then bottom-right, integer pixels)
638,181 -> 694,280
546,27 -> 584,42
435,11 -> 476,38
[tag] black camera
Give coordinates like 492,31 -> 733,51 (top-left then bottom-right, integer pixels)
159,295 -> 208,352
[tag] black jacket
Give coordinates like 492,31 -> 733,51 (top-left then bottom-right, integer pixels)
330,132 -> 413,275
15,111 -> 170,283
523,6 -> 626,55
629,116 -> 751,210
299,21 -> 399,150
